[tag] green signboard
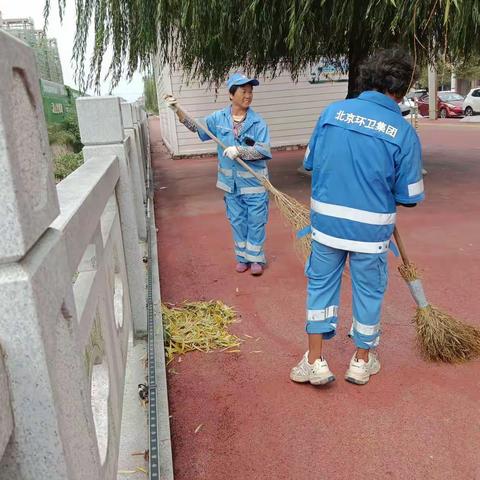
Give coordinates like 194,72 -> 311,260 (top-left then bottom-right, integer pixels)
39,79 -> 83,125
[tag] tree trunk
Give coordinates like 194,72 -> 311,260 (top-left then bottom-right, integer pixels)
346,1 -> 369,99
347,47 -> 367,98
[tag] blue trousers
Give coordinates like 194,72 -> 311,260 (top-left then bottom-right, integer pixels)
224,192 -> 269,264
305,240 -> 389,349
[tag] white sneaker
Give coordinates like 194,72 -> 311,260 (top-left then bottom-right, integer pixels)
290,352 -> 335,385
345,351 -> 381,385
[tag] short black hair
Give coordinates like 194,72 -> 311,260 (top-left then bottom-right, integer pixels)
229,85 -> 240,96
357,48 -> 417,98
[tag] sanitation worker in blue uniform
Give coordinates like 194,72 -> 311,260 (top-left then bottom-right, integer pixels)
290,48 -> 425,385
164,74 -> 271,276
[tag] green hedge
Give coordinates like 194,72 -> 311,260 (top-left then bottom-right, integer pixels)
54,152 -> 84,182
48,112 -> 83,153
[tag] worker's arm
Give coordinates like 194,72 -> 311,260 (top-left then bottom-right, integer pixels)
248,121 -> 272,160
180,112 -> 218,142
180,116 -> 199,132
393,129 -> 425,205
224,120 -> 272,161
304,112 -> 328,171
236,146 -> 264,160
163,94 -> 216,140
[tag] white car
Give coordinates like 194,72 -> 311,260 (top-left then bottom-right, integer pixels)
463,88 -> 480,116
401,96 -> 415,108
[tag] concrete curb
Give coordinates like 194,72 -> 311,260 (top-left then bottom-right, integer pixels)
149,193 -> 174,480
117,339 -> 148,480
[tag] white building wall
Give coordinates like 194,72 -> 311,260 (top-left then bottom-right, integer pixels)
155,62 -> 347,157
155,62 -> 179,154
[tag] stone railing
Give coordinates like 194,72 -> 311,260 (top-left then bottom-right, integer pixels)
0,31 -> 151,479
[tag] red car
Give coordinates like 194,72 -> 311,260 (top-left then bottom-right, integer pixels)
417,91 -> 465,118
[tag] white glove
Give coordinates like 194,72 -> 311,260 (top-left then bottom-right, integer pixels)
163,94 -> 178,112
223,146 -> 240,159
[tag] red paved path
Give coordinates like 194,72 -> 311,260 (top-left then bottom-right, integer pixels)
152,118 -> 480,480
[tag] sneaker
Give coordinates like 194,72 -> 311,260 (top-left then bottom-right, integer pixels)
236,262 -> 249,273
250,263 -> 263,276
290,352 -> 335,385
345,351 -> 381,385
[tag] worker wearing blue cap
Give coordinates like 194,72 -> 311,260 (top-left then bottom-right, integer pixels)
165,73 -> 272,276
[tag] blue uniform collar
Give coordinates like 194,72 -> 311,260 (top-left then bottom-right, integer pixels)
358,91 -> 401,114
222,106 -> 259,132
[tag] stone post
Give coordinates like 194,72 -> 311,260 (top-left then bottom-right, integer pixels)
0,30 -> 101,480
76,96 -> 147,336
134,104 -> 148,182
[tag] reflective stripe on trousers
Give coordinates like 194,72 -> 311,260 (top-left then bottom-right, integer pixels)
305,240 -> 388,349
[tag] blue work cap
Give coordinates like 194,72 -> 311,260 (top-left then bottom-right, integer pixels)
226,73 -> 260,89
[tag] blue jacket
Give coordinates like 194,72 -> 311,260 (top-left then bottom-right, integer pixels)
199,106 -> 272,194
304,91 -> 425,254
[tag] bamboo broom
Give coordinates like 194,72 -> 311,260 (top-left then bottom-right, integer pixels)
394,227 -> 480,363
170,99 -> 312,259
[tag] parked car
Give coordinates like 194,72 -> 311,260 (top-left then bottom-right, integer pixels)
401,96 -> 415,109
463,88 -> 480,116
406,89 -> 427,103
417,91 -> 465,118
399,90 -> 427,116
399,101 -> 411,116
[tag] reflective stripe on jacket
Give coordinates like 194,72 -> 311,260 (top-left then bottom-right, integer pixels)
304,91 -> 425,253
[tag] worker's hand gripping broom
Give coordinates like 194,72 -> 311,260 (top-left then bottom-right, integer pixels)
171,99 -> 312,260
393,227 -> 480,363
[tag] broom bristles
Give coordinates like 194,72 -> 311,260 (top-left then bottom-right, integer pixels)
415,305 -> 480,363
398,261 -> 480,363
398,262 -> 420,282
261,178 -> 311,260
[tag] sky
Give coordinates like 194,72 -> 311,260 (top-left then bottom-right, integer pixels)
0,0 -> 144,101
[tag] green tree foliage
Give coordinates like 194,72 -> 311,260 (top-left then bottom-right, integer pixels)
418,60 -> 453,89
455,56 -> 480,80
417,56 -> 480,90
144,76 -> 159,114
45,0 -> 480,95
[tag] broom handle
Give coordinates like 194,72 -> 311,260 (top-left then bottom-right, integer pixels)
175,103 -> 266,183
393,226 -> 410,266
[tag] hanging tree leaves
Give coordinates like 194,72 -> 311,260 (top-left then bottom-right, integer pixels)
44,0 -> 480,94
